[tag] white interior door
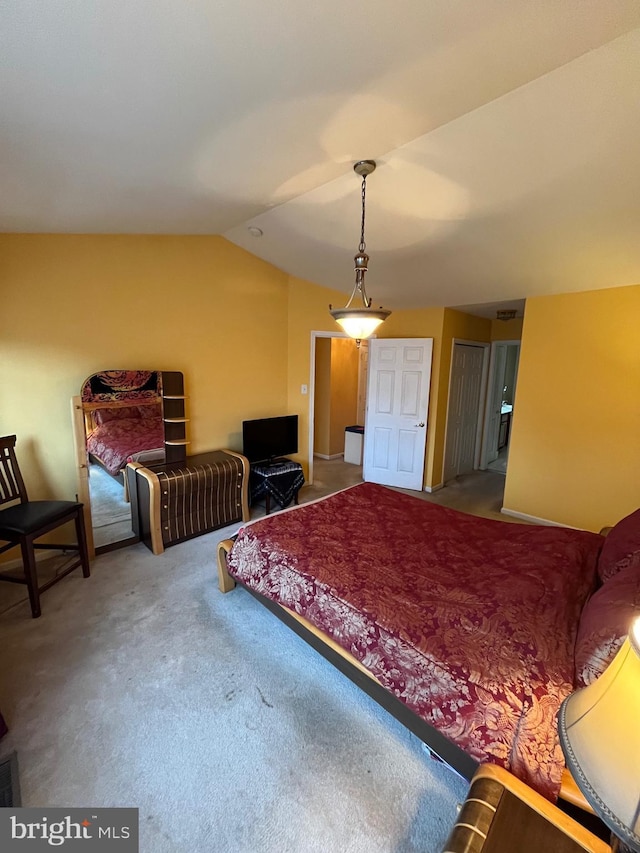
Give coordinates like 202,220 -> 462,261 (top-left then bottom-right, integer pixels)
363,338 -> 433,491
443,344 -> 486,482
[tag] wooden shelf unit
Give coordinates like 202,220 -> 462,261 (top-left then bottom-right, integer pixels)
160,372 -> 189,464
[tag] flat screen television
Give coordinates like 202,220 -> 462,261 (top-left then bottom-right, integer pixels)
242,415 -> 298,464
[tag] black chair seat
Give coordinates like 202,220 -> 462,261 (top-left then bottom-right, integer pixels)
0,501 -> 83,536
0,435 -> 90,618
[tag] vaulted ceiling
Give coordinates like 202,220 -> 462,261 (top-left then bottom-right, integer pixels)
2,1 -> 640,315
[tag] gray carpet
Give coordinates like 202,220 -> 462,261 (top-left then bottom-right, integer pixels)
486,449 -> 509,475
0,530 -> 467,852
89,463 -> 135,547
0,463 -> 514,852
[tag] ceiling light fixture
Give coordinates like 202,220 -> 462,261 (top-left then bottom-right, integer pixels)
496,309 -> 517,322
329,160 -> 391,344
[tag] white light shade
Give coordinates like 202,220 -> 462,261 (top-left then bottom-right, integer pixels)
558,618 -> 640,852
332,309 -> 390,340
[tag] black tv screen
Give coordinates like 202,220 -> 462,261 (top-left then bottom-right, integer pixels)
242,415 -> 298,464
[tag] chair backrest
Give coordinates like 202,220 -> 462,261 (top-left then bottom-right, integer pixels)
0,435 -> 28,506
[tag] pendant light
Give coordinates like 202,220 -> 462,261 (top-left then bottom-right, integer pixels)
329,160 -> 391,344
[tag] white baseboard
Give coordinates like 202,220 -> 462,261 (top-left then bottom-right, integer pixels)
424,483 -> 443,494
500,507 -> 579,528
313,453 -> 344,461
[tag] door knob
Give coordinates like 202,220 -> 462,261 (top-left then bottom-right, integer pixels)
414,422 -> 425,428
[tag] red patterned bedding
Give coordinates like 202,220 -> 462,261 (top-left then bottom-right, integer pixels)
227,482 -> 603,800
86,404 -> 164,476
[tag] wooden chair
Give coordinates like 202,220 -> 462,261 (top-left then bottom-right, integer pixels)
0,435 -> 90,618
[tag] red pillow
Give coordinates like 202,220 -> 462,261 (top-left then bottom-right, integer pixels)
574,562 -> 640,688
93,406 -> 142,425
597,507 -> 640,583
137,403 -> 162,419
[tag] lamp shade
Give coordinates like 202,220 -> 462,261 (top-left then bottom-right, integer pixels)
558,618 -> 640,852
330,307 -> 390,341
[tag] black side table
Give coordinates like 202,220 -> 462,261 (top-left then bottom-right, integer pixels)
249,458 -> 305,514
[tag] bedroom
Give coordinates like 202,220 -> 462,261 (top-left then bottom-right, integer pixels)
1,236 -> 635,535
1,2 -> 640,851
1,238 -> 638,848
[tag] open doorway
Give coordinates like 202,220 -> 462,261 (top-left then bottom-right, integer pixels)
307,332 -> 366,486
480,341 -> 521,474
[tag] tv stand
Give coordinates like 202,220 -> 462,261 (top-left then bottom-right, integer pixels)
249,458 -> 305,515
260,457 -> 288,468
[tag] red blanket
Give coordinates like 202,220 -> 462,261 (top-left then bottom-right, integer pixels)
227,482 -> 603,800
87,417 -> 164,476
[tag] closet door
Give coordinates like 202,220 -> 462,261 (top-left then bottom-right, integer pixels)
443,344 -> 486,483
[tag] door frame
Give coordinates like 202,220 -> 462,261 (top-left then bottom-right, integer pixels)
307,330 -> 357,486
479,339 -> 521,470
442,339 -> 491,483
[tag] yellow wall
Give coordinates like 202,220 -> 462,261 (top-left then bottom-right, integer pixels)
504,285 -> 640,530
2,233 -> 636,537
491,316 -> 523,341
312,338 -> 358,457
313,338 -> 332,457
329,338 -> 359,455
0,234 -> 290,503
286,277 -> 357,478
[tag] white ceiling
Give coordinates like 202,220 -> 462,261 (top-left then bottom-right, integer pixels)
2,1 -> 640,315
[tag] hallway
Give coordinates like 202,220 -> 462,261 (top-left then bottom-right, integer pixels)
303,457 -> 515,523
486,447 -> 509,475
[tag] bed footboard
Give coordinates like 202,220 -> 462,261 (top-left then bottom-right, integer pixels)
217,538 -> 236,593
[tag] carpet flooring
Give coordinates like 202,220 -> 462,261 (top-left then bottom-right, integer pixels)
89,464 -> 135,548
0,462 -> 510,852
486,448 -> 509,475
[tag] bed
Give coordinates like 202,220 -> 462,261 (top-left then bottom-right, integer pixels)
216,482 -> 640,805
85,401 -> 165,476
81,370 -> 166,478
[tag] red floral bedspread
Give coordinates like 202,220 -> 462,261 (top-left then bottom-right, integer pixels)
87,418 -> 164,476
227,482 -> 603,800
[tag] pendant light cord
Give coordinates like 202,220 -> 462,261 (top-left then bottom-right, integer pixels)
359,175 -> 367,254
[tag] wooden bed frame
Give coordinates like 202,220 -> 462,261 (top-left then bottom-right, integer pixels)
216,537 -> 591,813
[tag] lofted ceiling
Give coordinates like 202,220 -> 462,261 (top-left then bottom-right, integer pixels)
2,1 -> 640,315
